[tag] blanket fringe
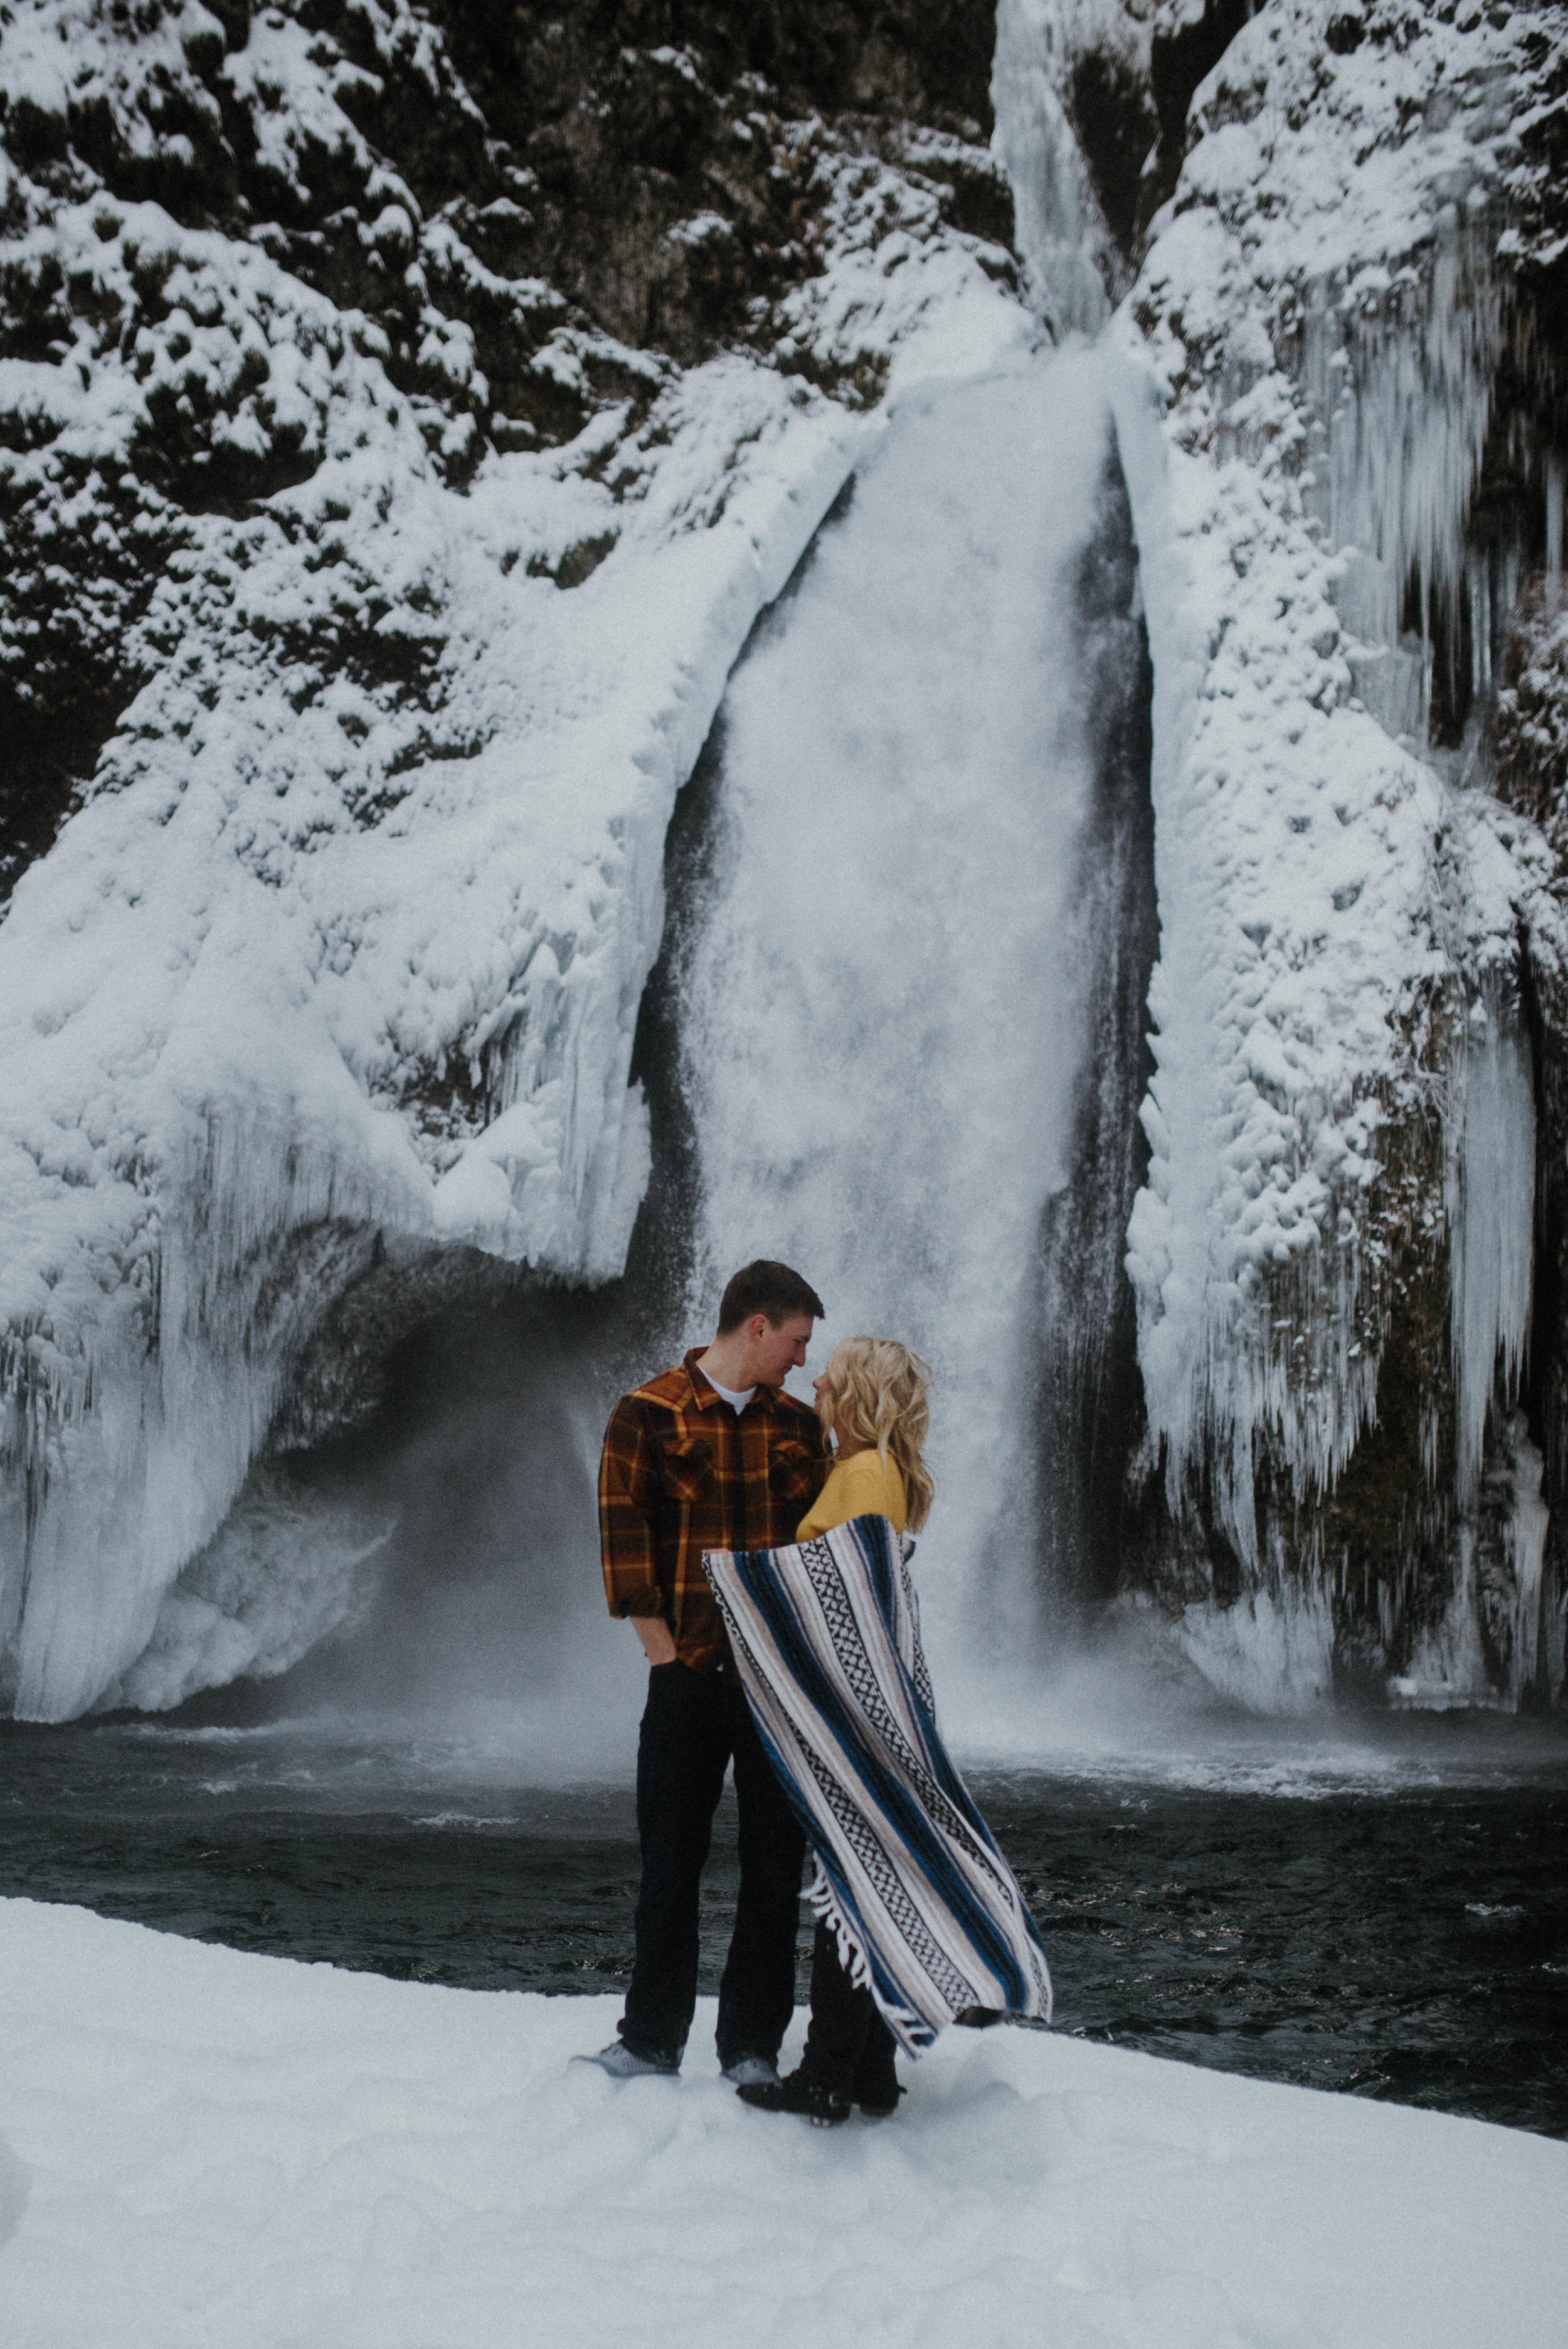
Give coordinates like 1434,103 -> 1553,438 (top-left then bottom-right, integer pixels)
806,1862 -> 935,2052
805,1861 -> 876,1995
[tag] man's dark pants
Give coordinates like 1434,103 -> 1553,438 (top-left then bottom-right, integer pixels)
620,1660 -> 804,2067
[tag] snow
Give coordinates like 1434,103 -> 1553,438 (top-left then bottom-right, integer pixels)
0,1 -> 228,149
1,1897 -> 1565,2348
0,8 -> 1036,1722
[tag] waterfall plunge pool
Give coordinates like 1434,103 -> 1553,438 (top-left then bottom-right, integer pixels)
3,1707 -> 1565,2141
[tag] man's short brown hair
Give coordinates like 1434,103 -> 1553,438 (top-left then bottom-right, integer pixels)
716,1259 -> 825,1334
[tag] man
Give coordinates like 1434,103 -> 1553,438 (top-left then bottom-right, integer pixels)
576,1259 -> 830,2085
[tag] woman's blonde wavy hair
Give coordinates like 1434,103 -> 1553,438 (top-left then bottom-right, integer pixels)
817,1337 -> 935,1534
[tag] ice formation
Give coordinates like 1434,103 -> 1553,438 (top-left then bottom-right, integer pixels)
1128,1579 -> 1338,1717
5,0 -> 1568,1719
0,2 -> 1032,1717
1446,985 -> 1536,1505
1503,1422 -> 1557,1707
1077,0 -> 1568,1697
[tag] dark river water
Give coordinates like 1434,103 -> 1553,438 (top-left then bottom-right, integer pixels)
3,1708 -> 1566,2138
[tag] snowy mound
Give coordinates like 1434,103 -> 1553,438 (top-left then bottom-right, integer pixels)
1,1897 -> 1564,2348
0,3 -> 1030,1719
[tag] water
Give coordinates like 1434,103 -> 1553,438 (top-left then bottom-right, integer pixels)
681,352 -> 1116,1671
4,1711 -> 1565,2139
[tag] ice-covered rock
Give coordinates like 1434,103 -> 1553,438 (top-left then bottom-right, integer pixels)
0,1 -> 1032,1717
1049,0 -> 1568,1702
11,0 -> 1568,1722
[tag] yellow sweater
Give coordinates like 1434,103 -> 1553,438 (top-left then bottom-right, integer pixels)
796,1447 -> 907,1541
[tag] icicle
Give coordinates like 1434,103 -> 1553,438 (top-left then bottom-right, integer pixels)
1119,1582 -> 1337,1715
1469,551 -> 1491,703
1305,210 -> 1503,656
1389,1525 -> 1493,1707
1504,1419 -> 1550,1706
1446,984 -> 1535,1506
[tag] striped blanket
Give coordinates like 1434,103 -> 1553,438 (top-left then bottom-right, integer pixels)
704,1512 -> 1052,2056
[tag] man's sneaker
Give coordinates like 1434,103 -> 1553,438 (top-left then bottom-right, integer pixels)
736,2067 -> 850,2127
571,2040 -> 679,2081
721,2054 -> 780,2090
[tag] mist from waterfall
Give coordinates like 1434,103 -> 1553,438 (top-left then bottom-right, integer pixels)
677,355 -> 1115,1712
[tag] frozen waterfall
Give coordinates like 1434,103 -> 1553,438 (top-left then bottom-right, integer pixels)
678,354 -> 1118,1681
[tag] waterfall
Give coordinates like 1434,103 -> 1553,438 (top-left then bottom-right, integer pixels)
988,0 -> 1118,336
675,356 -> 1121,1686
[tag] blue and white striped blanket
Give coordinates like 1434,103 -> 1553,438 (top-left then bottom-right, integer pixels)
704,1512 -> 1052,2056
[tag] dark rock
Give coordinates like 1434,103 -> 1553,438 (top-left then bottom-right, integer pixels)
1140,0 -> 1253,235
1036,440 -> 1157,1621
1067,45 -> 1157,263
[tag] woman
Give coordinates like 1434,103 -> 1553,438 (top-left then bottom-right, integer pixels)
704,1332 -> 1052,2128
738,1337 -> 935,2124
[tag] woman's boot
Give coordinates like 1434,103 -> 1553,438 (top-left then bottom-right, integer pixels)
851,2017 -> 903,2118
736,2066 -> 850,2126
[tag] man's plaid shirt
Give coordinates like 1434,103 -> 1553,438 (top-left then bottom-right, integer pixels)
598,1349 -> 830,1674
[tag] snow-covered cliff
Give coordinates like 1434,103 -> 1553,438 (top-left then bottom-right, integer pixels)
1007,0 -> 1568,1707
0,0 -> 1028,1717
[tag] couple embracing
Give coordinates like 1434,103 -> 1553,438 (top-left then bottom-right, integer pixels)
576,1259 -> 1051,2127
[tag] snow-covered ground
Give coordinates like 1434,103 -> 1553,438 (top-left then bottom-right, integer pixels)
1,1897 -> 1564,2349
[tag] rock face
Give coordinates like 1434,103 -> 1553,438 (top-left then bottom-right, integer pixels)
1006,0 -> 1568,1708
0,1 -> 1010,903
0,0 -> 1027,1718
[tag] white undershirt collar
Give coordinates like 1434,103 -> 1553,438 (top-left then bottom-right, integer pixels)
706,1376 -> 756,1414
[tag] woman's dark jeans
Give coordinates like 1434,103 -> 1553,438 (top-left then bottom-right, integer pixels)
800,1919 -> 898,2097
619,1661 -> 805,2068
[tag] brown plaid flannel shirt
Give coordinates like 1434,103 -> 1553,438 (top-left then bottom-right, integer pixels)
598,1349 -> 831,1674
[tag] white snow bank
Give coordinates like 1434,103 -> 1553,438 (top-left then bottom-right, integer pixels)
1,1897 -> 1564,2349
